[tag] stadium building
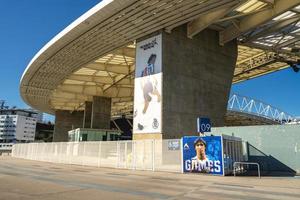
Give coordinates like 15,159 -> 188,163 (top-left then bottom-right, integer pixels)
15,0 -> 300,176
20,0 -> 300,142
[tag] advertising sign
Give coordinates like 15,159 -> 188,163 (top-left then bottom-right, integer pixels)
133,34 -> 162,134
168,140 -> 180,151
182,136 -> 224,175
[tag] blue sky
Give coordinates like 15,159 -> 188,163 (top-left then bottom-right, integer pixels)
0,0 -> 299,121
0,0 -> 100,121
231,68 -> 300,117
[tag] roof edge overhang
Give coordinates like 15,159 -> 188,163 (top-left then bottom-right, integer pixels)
19,0 -> 300,115
20,0 -> 133,113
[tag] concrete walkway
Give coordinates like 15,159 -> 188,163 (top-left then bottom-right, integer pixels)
0,156 -> 300,200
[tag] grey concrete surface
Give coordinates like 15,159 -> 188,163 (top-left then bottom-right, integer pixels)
161,26 -> 237,138
53,96 -> 111,142
53,110 -> 84,142
1,156 -> 300,200
83,101 -> 92,128
212,124 -> 300,175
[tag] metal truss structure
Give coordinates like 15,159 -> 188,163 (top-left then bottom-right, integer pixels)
234,49 -> 300,82
227,93 -> 294,124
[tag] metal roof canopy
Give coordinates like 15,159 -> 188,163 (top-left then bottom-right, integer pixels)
20,0 -> 300,115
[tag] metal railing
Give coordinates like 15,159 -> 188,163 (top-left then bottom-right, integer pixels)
233,162 -> 261,178
228,94 -> 294,124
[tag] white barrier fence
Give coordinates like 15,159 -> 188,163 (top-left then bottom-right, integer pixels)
12,139 -> 182,172
0,143 -> 13,151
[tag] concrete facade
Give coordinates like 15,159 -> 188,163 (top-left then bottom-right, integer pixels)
54,97 -> 111,142
211,124 -> 300,175
91,96 -> 111,129
53,110 -> 84,142
161,26 -> 237,138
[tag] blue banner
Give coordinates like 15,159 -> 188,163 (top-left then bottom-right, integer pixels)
182,136 -> 223,175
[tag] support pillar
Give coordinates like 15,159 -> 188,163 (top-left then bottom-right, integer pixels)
162,26 -> 237,138
91,96 -> 111,129
53,110 -> 84,142
83,101 -> 92,128
133,25 -> 237,139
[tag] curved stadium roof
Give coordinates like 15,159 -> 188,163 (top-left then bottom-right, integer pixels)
20,0 -> 300,115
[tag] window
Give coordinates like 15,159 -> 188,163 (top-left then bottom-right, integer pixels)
81,134 -> 88,141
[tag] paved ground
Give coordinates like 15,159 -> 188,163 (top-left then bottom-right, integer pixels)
0,156 -> 300,200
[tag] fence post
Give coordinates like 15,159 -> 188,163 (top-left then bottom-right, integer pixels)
116,141 -> 120,168
68,142 -> 72,164
133,141 -> 136,170
97,141 -> 102,168
42,143 -> 46,162
58,143 -> 62,163
82,142 -> 86,166
29,143 -> 33,160
35,143 -> 38,160
152,139 -> 155,171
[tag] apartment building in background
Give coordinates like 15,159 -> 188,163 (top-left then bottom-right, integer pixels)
0,109 -> 37,143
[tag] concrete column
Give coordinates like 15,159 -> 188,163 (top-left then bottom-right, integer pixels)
83,101 -> 92,128
162,26 -> 237,138
91,96 -> 111,129
53,110 -> 84,142
133,25 -> 237,139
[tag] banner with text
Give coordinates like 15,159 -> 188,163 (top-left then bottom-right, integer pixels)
133,34 -> 162,134
182,136 -> 224,175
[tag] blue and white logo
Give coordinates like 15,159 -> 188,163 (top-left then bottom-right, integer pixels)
184,143 -> 189,150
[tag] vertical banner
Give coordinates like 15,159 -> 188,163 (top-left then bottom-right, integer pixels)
133,34 -> 162,134
182,136 -> 224,175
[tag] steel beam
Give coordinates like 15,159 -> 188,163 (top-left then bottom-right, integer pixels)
242,15 -> 300,43
112,47 -> 135,58
220,0 -> 300,44
276,33 -> 300,48
68,74 -> 113,84
259,0 -> 274,4
187,1 -> 239,38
